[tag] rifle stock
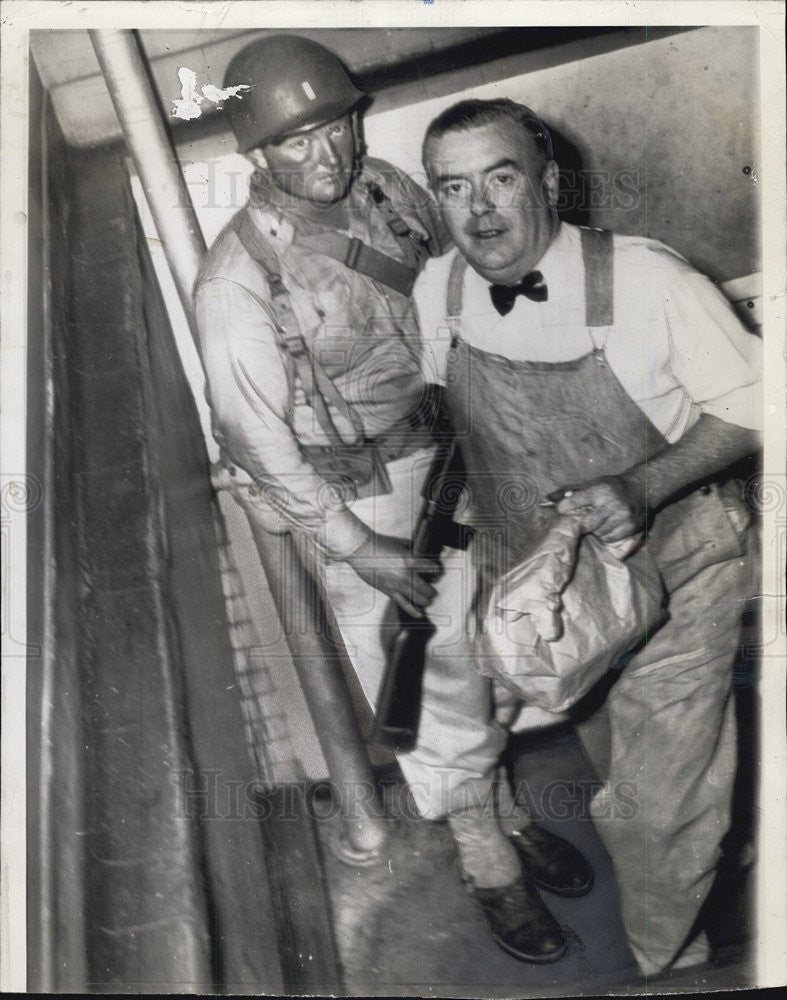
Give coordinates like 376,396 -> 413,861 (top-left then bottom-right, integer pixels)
371,396 -> 472,751
371,610 -> 436,751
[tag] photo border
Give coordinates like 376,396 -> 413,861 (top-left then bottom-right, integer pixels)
2,1 -> 784,993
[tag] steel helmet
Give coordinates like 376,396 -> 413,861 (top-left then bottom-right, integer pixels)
223,34 -> 366,152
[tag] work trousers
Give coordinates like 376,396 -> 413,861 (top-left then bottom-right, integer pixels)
578,534 -> 756,975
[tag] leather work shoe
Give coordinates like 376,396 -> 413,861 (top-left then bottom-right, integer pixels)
508,823 -> 594,897
470,877 -> 568,963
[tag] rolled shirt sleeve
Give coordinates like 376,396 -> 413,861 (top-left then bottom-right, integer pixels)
195,276 -> 370,559
662,270 -> 762,435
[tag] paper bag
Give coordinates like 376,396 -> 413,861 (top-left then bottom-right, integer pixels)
475,516 -> 667,712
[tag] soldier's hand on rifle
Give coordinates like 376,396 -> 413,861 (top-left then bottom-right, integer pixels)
346,532 -> 440,618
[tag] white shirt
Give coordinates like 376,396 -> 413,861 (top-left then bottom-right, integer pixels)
414,223 -> 762,443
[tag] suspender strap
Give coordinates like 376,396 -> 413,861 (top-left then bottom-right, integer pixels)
234,212 -> 363,446
295,230 -> 418,297
580,227 -> 614,327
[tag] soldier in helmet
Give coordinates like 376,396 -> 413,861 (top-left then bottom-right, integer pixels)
194,35 -> 592,964
196,34 -> 448,614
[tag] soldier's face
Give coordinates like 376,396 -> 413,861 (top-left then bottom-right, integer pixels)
260,115 -> 356,204
424,121 -> 559,285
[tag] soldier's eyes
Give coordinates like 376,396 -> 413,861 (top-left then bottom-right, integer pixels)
440,181 -> 469,199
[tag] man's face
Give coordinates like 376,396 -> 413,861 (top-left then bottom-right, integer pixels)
424,121 -> 559,285
257,115 -> 356,205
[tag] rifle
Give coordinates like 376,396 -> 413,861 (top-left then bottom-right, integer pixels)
371,387 -> 474,751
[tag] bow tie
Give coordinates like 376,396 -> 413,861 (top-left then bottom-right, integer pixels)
489,271 -> 548,315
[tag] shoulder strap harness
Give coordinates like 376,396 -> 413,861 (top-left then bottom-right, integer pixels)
287,181 -> 429,299
233,211 -> 363,447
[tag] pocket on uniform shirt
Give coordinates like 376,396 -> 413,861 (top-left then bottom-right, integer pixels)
646,480 -> 751,593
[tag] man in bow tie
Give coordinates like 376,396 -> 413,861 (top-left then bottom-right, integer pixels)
416,97 -> 762,976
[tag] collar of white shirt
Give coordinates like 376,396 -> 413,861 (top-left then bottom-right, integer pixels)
460,223 -> 593,360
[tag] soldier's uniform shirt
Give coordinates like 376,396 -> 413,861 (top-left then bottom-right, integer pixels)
195,157 -> 449,558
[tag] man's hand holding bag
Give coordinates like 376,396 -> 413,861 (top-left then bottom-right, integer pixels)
474,515 -> 667,713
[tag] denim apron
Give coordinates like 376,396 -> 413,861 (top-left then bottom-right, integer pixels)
443,228 -> 754,974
